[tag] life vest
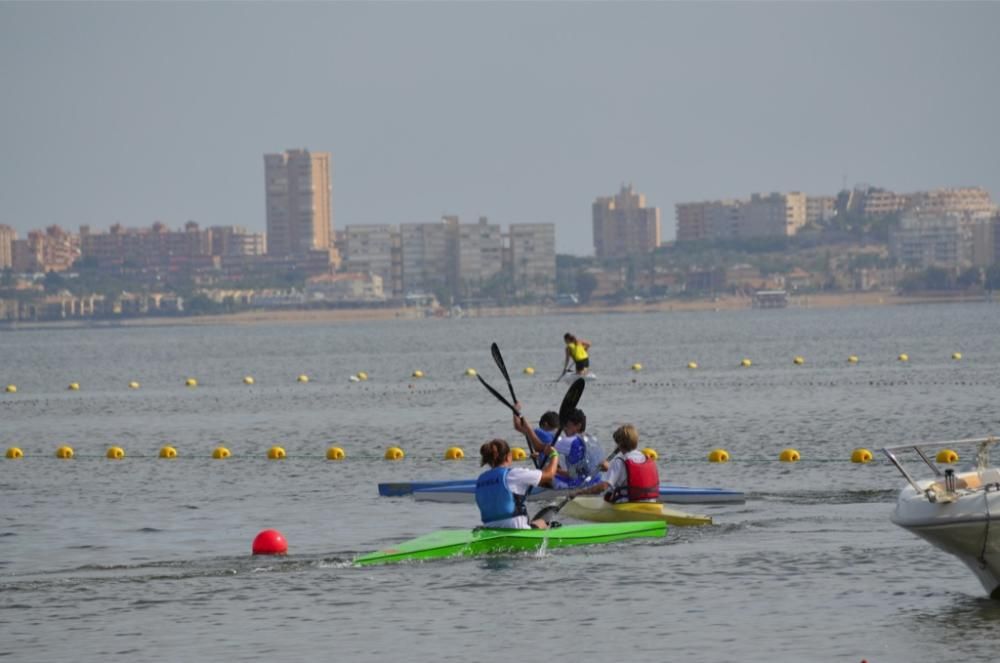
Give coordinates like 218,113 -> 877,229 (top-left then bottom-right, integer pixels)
557,434 -> 591,485
475,467 -> 528,523
567,342 -> 588,362
606,455 -> 660,502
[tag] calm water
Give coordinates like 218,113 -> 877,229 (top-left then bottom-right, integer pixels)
3,303 -> 1000,662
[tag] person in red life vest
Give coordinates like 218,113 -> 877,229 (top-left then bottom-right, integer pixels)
476,432 -> 560,530
569,424 -> 659,503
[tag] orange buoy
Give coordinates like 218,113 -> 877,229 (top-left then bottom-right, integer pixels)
251,529 -> 288,555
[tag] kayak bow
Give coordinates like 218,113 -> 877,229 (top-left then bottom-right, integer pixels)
561,496 -> 712,526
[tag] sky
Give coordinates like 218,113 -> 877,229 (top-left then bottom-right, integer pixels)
1,2 -> 998,256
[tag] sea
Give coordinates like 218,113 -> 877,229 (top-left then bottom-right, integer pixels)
3,302 -> 1000,662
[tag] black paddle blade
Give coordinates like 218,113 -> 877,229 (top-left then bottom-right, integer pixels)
558,378 -> 586,424
477,374 -> 519,415
491,342 -> 517,404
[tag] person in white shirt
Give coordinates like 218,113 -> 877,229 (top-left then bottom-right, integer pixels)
570,424 -> 660,503
475,431 -> 560,530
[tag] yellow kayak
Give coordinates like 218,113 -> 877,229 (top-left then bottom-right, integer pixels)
562,496 -> 712,527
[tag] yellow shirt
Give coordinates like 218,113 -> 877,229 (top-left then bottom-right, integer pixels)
567,342 -> 588,362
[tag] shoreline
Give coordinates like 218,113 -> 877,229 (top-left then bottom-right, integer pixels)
0,291 -> 992,330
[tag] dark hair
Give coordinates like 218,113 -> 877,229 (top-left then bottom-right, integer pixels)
539,411 -> 559,429
564,333 -> 576,343
480,439 -> 511,467
566,408 -> 586,431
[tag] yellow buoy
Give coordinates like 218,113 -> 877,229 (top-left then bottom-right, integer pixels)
243,376 -> 255,385
708,449 -> 730,463
523,367 -> 535,376
851,448 -> 873,464
779,448 -> 801,462
951,352 -> 962,361
412,370 -> 424,379
847,355 -> 859,364
106,446 -> 126,460
5,384 -> 16,393
67,382 -> 80,391
55,445 -> 74,459
128,381 -> 140,389
642,447 -> 658,461
631,363 -> 643,372
212,446 -> 231,460
326,446 -> 346,461
297,374 -> 309,383
267,446 -> 286,460
384,446 -> 405,461
511,447 -> 528,461
444,446 -> 465,460
6,447 -> 24,459
357,371 -> 369,381
687,361 -> 698,370
185,378 -> 198,387
740,358 -> 752,368
898,353 -> 909,362
793,356 -> 804,365
159,445 -> 178,459
464,368 -> 477,377
936,449 -> 959,464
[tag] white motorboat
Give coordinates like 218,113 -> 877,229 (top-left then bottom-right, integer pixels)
883,436 -> 1000,598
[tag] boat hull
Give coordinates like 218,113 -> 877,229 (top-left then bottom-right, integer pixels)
404,482 -> 745,505
562,496 -> 712,526
354,521 -> 667,566
892,479 -> 1000,597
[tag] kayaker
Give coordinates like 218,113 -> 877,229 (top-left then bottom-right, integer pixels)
561,333 -> 591,378
476,435 -> 560,530
516,406 -> 594,488
569,424 -> 659,503
534,410 -> 559,446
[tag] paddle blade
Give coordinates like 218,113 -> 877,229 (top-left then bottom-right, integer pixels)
477,374 -> 518,415
491,342 -> 517,404
559,378 -> 586,424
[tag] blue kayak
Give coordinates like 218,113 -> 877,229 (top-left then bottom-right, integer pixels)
378,480 -> 745,505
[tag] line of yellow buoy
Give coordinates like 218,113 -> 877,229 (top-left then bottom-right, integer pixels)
5,444 -> 961,465
0,351 -> 970,395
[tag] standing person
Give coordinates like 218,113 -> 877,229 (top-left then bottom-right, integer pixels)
476,432 -> 560,530
562,333 -> 592,378
570,424 -> 659,503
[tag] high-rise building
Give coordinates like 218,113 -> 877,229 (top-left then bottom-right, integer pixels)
805,196 -> 836,225
12,225 -> 79,272
400,222 -> 450,296
676,200 -> 743,242
592,184 -> 661,259
209,226 -> 266,257
264,149 -> 332,257
0,225 -> 15,269
452,217 -> 503,296
342,224 -> 400,296
742,192 -> 807,238
508,223 -> 556,297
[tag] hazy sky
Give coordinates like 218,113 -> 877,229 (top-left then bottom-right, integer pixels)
2,2 -> 998,255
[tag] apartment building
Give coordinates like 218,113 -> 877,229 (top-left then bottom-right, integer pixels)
451,216 -> 503,295
508,223 -> 556,297
11,225 -> 80,272
0,225 -> 15,269
342,224 -> 400,296
806,196 -> 836,225
889,212 -> 976,269
264,149 -> 333,258
592,184 -> 661,259
742,192 -> 807,238
80,221 -> 214,272
400,221 -> 450,296
209,226 -> 266,257
909,187 -> 998,218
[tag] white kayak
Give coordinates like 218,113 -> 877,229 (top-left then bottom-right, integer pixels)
560,371 -> 597,383
561,496 -> 712,527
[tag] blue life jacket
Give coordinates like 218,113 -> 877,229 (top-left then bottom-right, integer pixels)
475,467 -> 528,524
534,428 -> 555,445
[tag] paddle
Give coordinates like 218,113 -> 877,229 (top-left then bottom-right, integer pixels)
476,374 -> 519,416
531,447 -> 618,523
491,342 -> 518,407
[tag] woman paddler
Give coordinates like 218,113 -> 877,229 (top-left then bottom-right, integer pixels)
561,333 -> 591,378
476,431 -> 559,530
569,424 -> 659,503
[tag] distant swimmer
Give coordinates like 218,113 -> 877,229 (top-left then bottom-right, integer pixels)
560,332 -> 592,380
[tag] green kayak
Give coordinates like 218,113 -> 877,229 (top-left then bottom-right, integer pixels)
354,521 -> 667,566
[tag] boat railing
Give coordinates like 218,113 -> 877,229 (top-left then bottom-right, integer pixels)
881,436 -> 1000,496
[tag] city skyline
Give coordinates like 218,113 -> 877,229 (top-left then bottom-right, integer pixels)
2,2 -> 999,256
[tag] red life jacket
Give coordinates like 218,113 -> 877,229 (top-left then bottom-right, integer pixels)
606,455 -> 660,502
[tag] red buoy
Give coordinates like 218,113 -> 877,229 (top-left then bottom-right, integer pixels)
252,529 -> 288,555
